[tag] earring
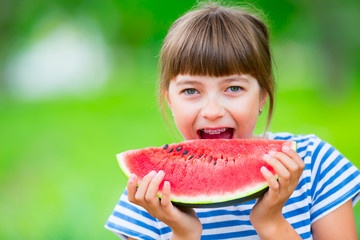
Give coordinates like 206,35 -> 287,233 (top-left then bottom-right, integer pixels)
258,108 -> 262,116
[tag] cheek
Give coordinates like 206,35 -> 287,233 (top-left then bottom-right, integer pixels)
172,100 -> 193,117
229,96 -> 259,117
228,97 -> 260,133
231,107 -> 258,124
171,103 -> 199,140
171,100 -> 198,126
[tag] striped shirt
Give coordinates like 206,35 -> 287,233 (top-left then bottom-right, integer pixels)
105,132 -> 360,240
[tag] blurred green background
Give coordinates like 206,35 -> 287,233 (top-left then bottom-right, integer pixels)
1,0 -> 359,239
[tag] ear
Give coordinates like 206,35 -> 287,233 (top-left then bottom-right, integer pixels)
259,89 -> 268,109
164,90 -> 172,110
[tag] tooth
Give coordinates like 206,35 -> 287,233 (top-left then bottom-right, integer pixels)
203,128 -> 227,134
202,128 -> 228,135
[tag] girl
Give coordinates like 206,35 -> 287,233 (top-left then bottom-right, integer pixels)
105,2 -> 360,239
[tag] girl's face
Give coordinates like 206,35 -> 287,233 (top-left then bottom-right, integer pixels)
166,74 -> 267,140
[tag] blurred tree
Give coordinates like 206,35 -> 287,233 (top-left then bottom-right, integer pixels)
264,0 -> 360,97
1,0 -> 359,97
0,0 -> 197,96
305,0 -> 360,96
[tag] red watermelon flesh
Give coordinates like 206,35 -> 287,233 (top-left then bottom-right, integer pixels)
117,139 -> 296,207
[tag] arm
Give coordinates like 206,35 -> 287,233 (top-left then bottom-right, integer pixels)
312,199 -> 358,240
127,171 -> 202,240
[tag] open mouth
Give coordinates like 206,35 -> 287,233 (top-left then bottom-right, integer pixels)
198,128 -> 234,139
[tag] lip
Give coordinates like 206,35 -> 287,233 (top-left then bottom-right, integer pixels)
197,127 -> 235,139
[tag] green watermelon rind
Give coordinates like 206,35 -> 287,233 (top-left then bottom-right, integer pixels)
117,152 -> 133,179
117,141 -> 297,208
167,181 -> 271,208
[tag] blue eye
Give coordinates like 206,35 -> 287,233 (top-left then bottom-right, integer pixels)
227,86 -> 242,92
183,88 -> 198,95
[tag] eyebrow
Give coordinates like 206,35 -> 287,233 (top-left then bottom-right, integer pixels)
175,79 -> 201,86
176,78 -> 202,86
223,76 -> 249,83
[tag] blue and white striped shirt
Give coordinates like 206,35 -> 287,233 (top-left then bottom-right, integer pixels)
105,133 -> 360,240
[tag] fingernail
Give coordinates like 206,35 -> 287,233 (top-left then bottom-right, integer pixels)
269,151 -> 276,156
157,170 -> 164,177
129,174 -> 135,182
260,166 -> 269,174
282,145 -> 290,152
263,154 -> 271,161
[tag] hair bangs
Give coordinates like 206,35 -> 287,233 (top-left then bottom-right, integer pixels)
176,29 -> 258,78
161,7 -> 265,82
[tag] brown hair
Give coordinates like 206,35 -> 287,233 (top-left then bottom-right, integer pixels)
158,1 -> 275,132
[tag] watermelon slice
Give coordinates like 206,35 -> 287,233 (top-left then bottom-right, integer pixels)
117,139 -> 296,208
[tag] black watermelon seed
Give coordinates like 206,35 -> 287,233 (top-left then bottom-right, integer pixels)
168,148 -> 174,153
208,157 -> 213,163
214,160 -> 217,165
182,150 -> 189,155
198,154 -> 204,159
176,146 -> 182,152
163,144 -> 169,150
189,154 -> 194,159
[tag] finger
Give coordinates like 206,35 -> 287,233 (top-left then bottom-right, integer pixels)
127,174 -> 138,203
263,154 -> 291,184
270,151 -> 300,176
160,181 -> 173,210
282,146 -> 305,171
279,147 -> 305,180
261,166 -> 279,199
269,151 -> 303,192
145,170 -> 165,207
135,171 -> 157,203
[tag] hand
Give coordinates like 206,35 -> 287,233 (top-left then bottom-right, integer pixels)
127,170 -> 202,240
250,145 -> 305,239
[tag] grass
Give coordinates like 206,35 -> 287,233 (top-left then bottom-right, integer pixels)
0,75 -> 359,239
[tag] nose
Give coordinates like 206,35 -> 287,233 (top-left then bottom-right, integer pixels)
200,96 -> 225,120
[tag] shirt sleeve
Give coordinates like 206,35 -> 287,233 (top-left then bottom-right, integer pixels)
105,190 -> 163,240
309,137 -> 360,224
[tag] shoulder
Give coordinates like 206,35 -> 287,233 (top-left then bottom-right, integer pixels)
267,131 -> 350,169
268,132 -> 360,224
266,131 -> 316,140
267,132 -> 360,189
